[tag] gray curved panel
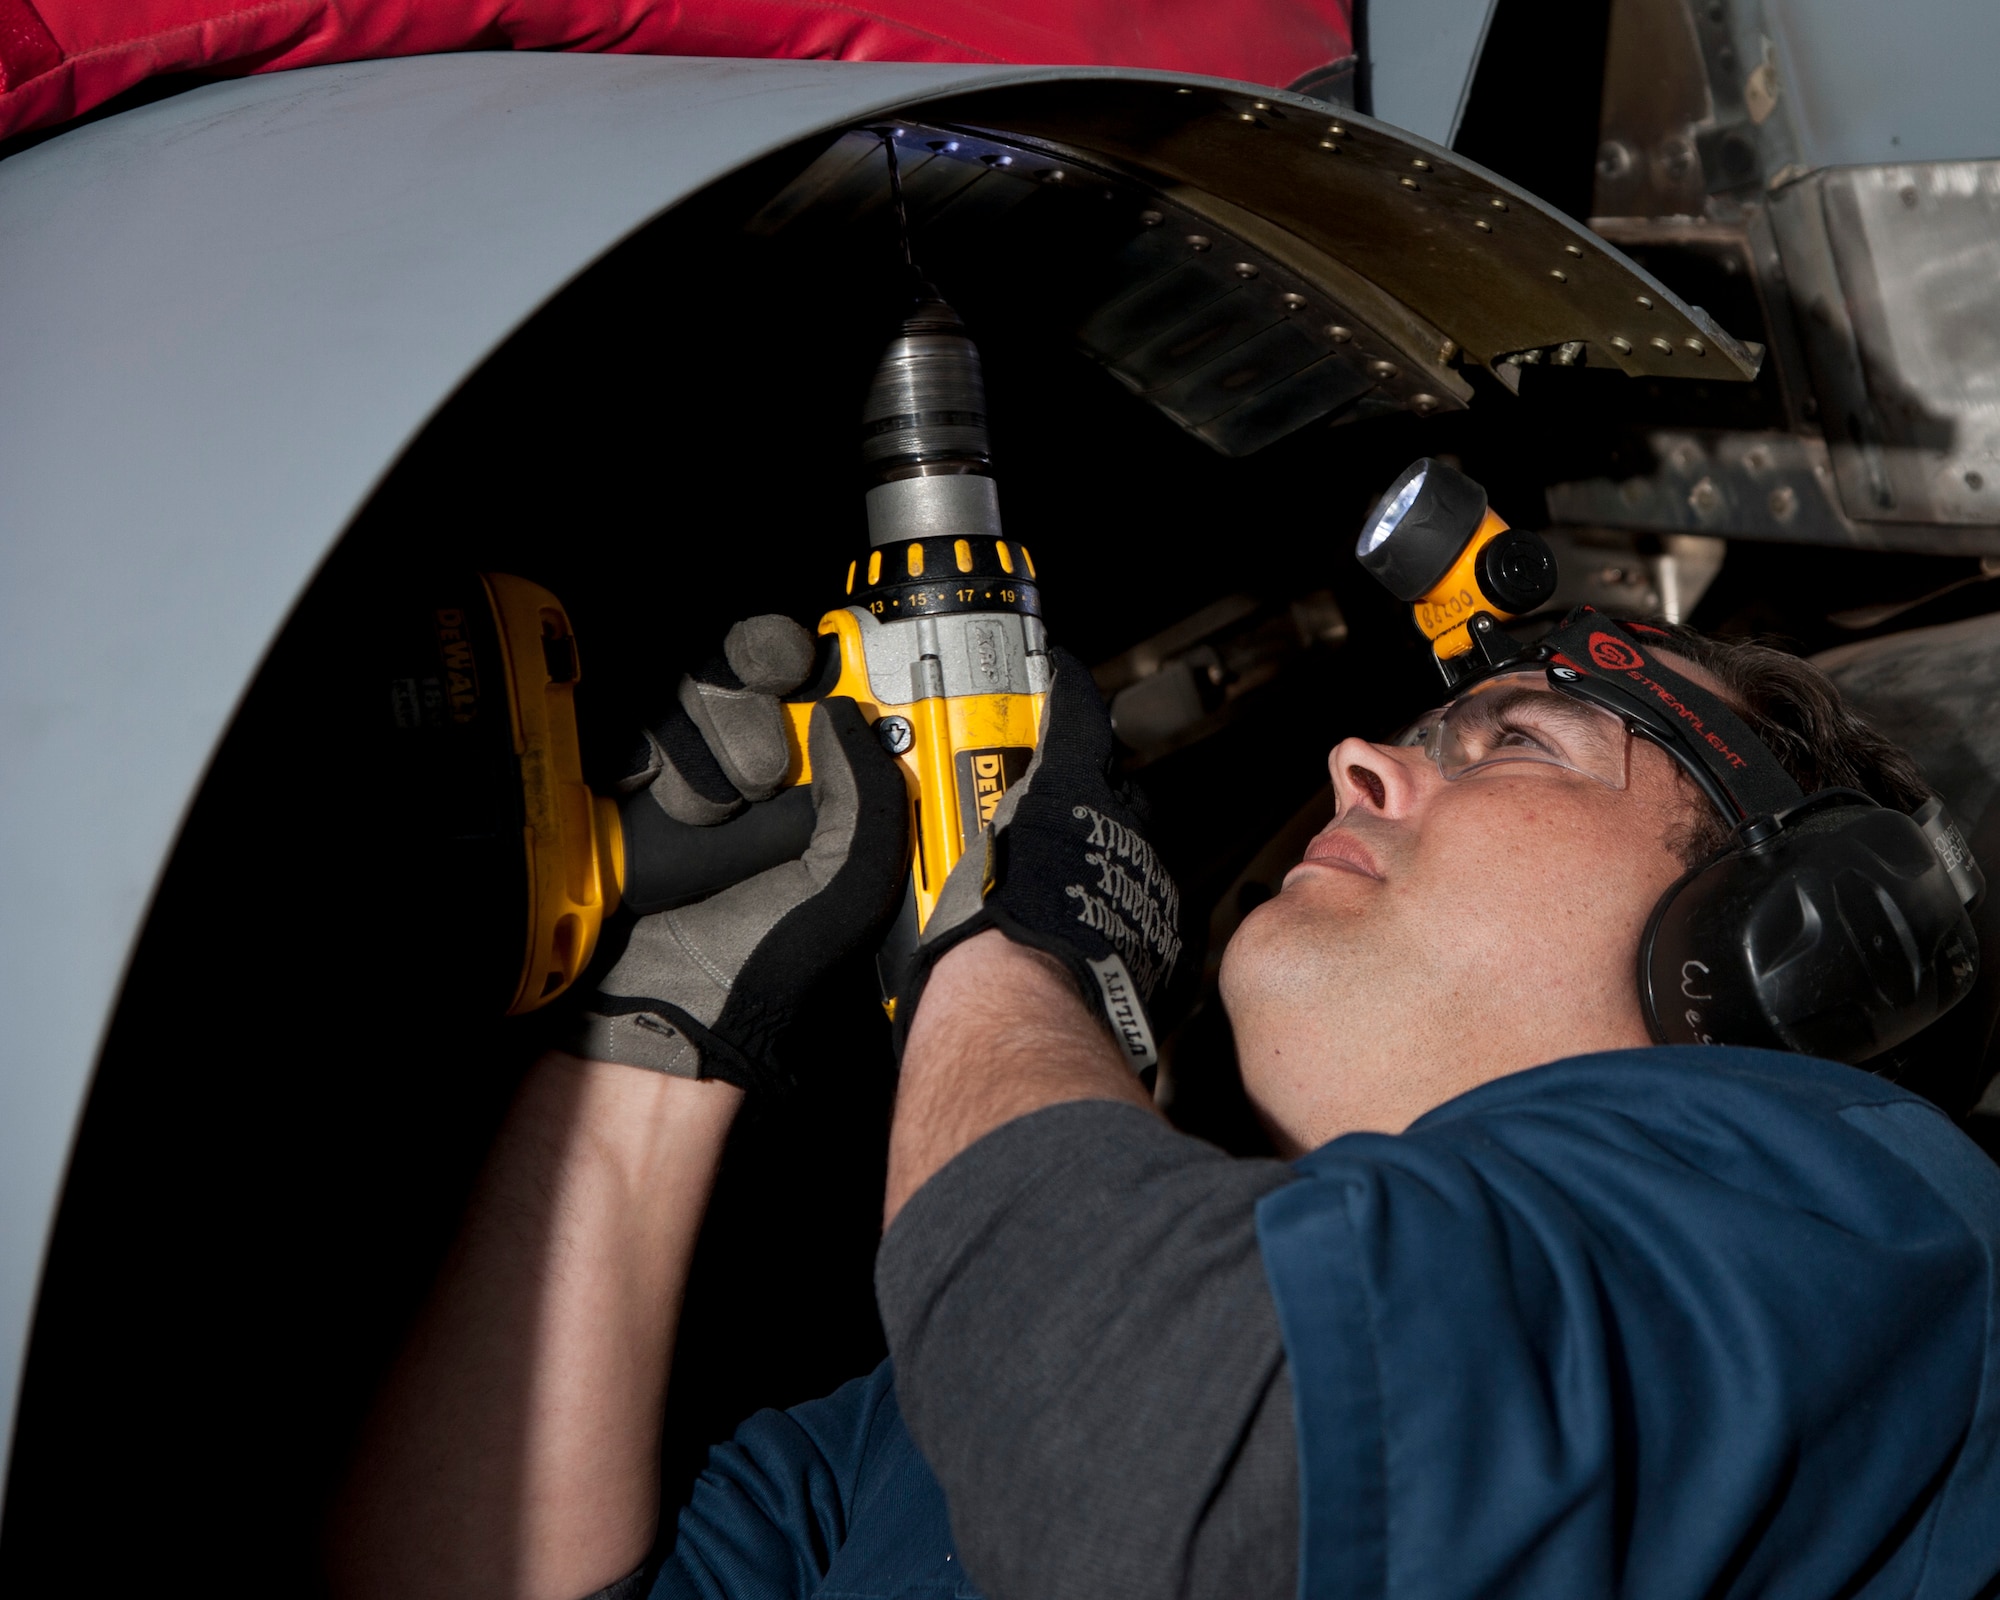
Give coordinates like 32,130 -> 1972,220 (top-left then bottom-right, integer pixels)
0,48 -> 1097,1493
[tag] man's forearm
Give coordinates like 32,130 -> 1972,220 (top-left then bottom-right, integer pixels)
330,1051 -> 742,1600
886,930 -> 1152,1224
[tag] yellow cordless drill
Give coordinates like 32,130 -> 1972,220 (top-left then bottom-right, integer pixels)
425,289 -> 1050,1017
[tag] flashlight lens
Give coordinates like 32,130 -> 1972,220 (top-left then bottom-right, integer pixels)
1358,465 -> 1427,556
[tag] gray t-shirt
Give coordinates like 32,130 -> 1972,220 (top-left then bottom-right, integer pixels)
875,1098 -> 1300,1600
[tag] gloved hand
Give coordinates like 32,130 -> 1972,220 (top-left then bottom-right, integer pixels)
899,647 -> 1190,1072
565,616 -> 909,1093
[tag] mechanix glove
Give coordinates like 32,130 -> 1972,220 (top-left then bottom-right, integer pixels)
899,647 -> 1191,1072
564,617 -> 909,1094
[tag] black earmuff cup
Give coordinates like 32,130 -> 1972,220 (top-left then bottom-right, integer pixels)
1640,802 -> 1980,1065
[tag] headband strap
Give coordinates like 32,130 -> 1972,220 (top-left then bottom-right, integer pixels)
1534,610 -> 1806,821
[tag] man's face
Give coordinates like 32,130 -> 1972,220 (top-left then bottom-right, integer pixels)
1219,663 -> 1706,1155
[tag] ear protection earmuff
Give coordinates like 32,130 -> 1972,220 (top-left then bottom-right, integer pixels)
1539,612 -> 1983,1065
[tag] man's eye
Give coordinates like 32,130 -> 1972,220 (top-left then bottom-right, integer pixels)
1492,719 -> 1560,755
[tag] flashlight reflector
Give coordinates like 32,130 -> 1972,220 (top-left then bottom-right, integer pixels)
1359,465 -> 1426,556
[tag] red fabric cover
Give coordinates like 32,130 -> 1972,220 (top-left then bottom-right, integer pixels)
0,0 -> 1353,144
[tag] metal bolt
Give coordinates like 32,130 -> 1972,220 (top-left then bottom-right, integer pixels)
1490,197 -> 1508,211
1412,158 -> 1431,171
1650,335 -> 1675,353
1437,338 -> 1458,363
1552,341 -> 1585,366
877,716 -> 915,755
1327,122 -> 1346,137
1635,294 -> 1654,309
1139,209 -> 1164,226
1688,477 -> 1722,517
1768,485 -> 1797,520
1411,393 -> 1440,414
1320,140 -> 1341,152
1550,269 -> 1569,282
1187,234 -> 1213,252
1683,337 -> 1706,356
1474,219 -> 1492,232
1565,243 -> 1584,257
1233,262 -> 1260,279
1368,359 -> 1399,379
1327,324 -> 1354,343
1610,335 -> 1633,353
1281,292 -> 1308,311
1401,177 -> 1420,190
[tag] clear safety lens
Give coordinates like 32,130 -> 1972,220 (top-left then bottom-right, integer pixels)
1394,669 -> 1631,788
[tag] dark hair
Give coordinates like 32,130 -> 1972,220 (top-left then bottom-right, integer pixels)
1645,623 -> 1934,866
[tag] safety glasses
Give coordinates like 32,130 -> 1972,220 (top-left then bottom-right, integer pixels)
1393,668 -> 1632,789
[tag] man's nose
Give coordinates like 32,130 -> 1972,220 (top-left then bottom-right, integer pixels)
1328,736 -> 1425,819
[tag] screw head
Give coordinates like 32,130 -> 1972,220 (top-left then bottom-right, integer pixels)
1650,335 -> 1675,353
1327,122 -> 1346,137
1400,177 -> 1420,189
1186,234 -> 1213,252
1237,111 -> 1258,123
1411,393 -> 1440,414
1474,218 -> 1492,231
1610,335 -> 1633,353
1550,268 -> 1569,282
1139,209 -> 1164,226
1489,197 -> 1509,210
1319,139 -> 1341,152
1368,359 -> 1399,379
1683,337 -> 1706,356
1635,294 -> 1654,308
1412,157 -> 1431,171
1327,324 -> 1354,343
1233,262 -> 1260,279
1281,292 -> 1308,311
877,716 -> 915,755
1565,243 -> 1584,257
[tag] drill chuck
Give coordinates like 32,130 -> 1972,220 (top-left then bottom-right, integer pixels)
862,290 -> 1003,548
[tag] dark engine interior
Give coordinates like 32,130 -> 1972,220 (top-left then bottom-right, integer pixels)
8,71 -> 2000,1591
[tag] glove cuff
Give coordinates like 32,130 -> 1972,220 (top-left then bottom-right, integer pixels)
892,907 -> 1160,1076
563,999 -> 779,1095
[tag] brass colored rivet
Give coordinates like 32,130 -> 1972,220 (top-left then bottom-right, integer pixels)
1237,111 -> 1258,123
1327,122 -> 1346,137
1550,268 -> 1569,282
1319,139 -> 1341,152
1177,87 -> 1195,95
1610,335 -> 1633,353
1233,262 -> 1259,279
1139,209 -> 1163,226
1412,158 -> 1431,171
1281,292 -> 1308,311
1650,336 -> 1675,354
1327,324 -> 1354,343
1411,394 -> 1440,414
1369,359 -> 1399,379
1474,218 -> 1492,231
1635,294 -> 1654,308
1565,243 -> 1584,257
1400,176 -> 1420,190
1489,197 -> 1508,210
1253,100 -> 1272,111
1187,234 -> 1212,252
1684,337 -> 1707,356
